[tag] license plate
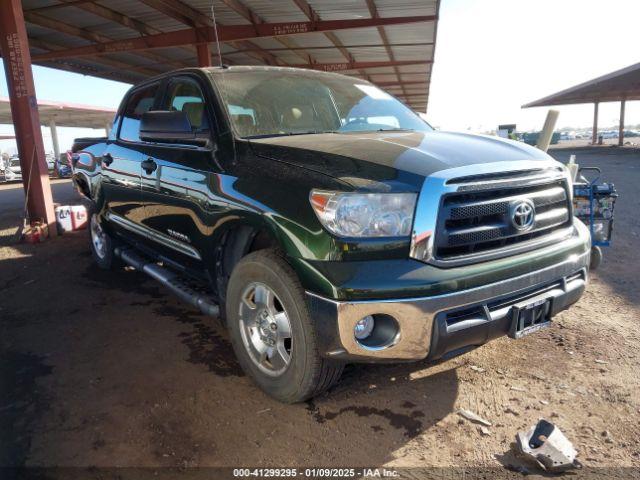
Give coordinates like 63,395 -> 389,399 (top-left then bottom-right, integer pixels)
509,298 -> 552,339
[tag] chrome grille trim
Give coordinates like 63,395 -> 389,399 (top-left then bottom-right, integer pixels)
409,159 -> 574,267
447,185 -> 566,222
439,184 -> 570,251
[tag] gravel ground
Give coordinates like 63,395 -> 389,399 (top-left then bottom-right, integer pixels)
1,148 -> 638,477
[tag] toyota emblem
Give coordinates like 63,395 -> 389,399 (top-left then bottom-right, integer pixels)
510,199 -> 535,231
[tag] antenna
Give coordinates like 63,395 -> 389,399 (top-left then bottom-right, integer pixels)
210,1 -> 224,67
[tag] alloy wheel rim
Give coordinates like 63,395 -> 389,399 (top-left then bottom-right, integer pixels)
90,215 -> 107,259
238,282 -> 292,376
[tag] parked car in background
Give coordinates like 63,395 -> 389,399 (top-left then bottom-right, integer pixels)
73,66 -> 590,403
3,156 -> 22,182
45,153 -> 56,171
55,152 -> 73,178
600,131 -> 618,139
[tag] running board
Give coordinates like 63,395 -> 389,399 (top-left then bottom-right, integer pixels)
114,247 -> 219,317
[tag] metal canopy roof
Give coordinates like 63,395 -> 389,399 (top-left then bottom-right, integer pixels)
14,0 -> 439,112
523,62 -> 640,107
0,96 -> 116,128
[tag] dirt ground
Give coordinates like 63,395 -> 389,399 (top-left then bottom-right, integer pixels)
1,148 -> 639,477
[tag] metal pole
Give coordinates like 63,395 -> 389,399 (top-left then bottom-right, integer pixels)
592,102 -> 599,145
618,100 -> 626,147
196,43 -> 212,67
49,118 -> 60,161
0,0 -> 56,235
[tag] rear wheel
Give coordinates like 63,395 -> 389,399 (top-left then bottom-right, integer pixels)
226,249 -> 343,403
89,212 -> 116,270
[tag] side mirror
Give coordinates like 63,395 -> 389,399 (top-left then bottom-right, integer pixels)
140,111 -> 210,147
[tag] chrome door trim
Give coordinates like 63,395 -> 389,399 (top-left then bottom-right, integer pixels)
105,211 -> 202,261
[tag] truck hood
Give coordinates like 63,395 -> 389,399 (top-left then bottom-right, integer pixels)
248,130 -> 552,191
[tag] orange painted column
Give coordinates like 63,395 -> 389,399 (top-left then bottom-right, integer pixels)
0,0 -> 56,235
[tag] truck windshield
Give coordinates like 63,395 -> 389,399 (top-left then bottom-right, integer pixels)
212,69 -> 432,138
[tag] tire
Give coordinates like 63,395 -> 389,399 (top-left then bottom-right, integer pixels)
226,249 -> 343,403
590,245 -> 603,270
89,211 -> 117,270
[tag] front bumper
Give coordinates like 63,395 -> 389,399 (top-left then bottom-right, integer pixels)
307,247 -> 589,362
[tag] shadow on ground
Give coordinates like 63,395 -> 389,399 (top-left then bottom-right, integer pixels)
0,183 -> 459,467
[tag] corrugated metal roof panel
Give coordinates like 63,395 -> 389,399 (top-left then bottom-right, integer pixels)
375,0 -> 438,17
350,46 -> 390,62
33,8 -> 108,30
21,0 -> 440,111
384,23 -> 435,44
191,0 -> 250,25
331,28 -> 383,46
242,0 -> 309,23
289,33 -> 335,49
391,45 -> 433,61
311,0 -> 372,20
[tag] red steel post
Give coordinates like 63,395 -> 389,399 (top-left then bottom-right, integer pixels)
0,0 -> 56,235
196,43 -> 212,67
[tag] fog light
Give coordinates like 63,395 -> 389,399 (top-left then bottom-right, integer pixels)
354,315 -> 375,340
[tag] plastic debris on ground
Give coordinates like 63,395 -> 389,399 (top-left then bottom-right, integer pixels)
516,419 -> 581,472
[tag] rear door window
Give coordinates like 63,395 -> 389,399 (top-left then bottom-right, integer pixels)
119,83 -> 160,142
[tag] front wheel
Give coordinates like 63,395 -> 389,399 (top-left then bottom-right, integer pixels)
226,250 -> 343,403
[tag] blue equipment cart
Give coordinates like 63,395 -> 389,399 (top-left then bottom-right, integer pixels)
572,166 -> 618,269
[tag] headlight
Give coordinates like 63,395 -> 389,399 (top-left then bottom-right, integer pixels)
310,190 -> 416,238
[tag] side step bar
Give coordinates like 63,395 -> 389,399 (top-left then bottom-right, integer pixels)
114,247 -> 219,317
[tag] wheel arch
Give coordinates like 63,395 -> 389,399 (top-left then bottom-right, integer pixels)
211,219 -> 284,316
72,171 -> 92,199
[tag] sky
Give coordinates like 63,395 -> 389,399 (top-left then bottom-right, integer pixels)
428,0 -> 640,132
2,0 -> 640,154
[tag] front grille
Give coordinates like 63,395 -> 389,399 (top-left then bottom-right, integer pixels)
435,179 -> 572,260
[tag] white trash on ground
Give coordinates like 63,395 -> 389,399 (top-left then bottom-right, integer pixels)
516,419 -> 580,472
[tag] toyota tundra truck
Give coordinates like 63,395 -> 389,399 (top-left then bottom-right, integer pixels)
72,66 -> 590,403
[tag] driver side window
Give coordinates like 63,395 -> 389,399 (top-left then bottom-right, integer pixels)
163,78 -> 210,132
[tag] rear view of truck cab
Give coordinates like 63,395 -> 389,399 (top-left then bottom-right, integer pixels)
72,66 -> 590,403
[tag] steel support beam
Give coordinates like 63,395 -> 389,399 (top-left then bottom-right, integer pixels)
220,0 -> 317,64
291,0 -> 367,78
32,16 -> 435,61
307,60 -> 429,72
23,10 -> 185,69
366,0 -> 409,100
619,99 -> 626,147
196,43 -> 211,67
0,0 -> 56,235
225,42 -> 434,55
592,102 -> 599,145
140,0 -> 283,67
55,0 -> 198,62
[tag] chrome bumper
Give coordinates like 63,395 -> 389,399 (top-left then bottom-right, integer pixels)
306,248 -> 590,362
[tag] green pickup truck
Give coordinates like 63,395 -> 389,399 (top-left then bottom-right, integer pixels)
72,66 -> 590,403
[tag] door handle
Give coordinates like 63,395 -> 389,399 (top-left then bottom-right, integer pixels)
141,157 -> 157,174
102,153 -> 113,166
